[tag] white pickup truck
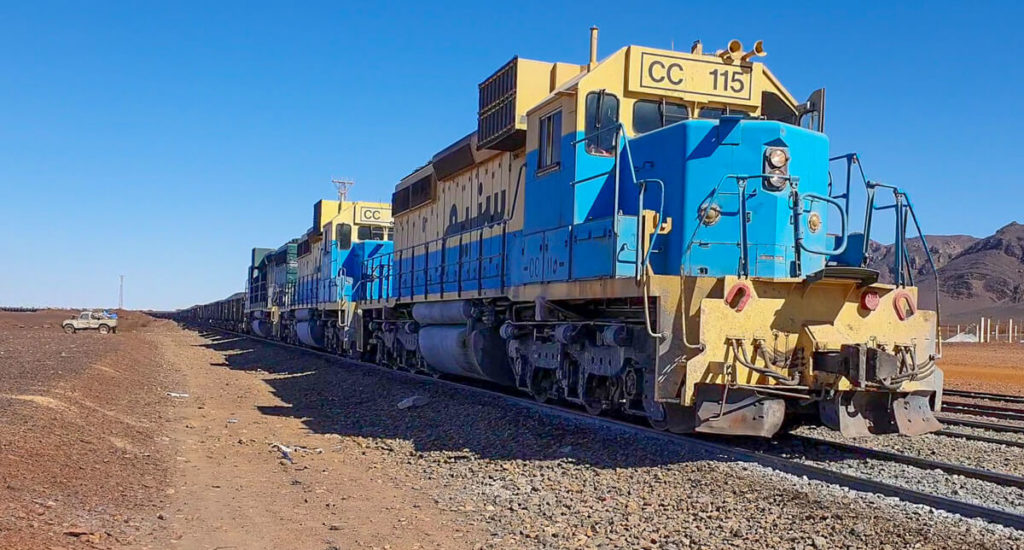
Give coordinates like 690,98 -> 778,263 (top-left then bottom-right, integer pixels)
62,311 -> 118,334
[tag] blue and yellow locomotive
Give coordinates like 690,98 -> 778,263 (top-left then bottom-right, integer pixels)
245,196 -> 394,352
183,31 -> 942,438
358,31 -> 942,437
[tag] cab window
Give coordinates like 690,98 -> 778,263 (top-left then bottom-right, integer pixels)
357,225 -> 390,241
698,106 -> 752,120
537,110 -> 562,173
633,100 -> 689,134
585,91 -> 619,156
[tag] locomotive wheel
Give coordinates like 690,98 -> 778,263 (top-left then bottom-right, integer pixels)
648,403 -> 693,433
583,398 -> 605,416
530,370 -> 556,404
582,376 -> 613,416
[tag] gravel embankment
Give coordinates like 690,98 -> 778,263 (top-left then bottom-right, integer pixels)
224,334 -> 1024,549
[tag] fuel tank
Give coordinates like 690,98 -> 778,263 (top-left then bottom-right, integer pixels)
412,301 -> 474,325
296,320 -> 325,348
418,325 -> 514,385
251,319 -> 272,338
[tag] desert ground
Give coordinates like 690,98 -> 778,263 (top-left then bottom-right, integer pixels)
940,342 -> 1024,396
2,310 -> 1022,549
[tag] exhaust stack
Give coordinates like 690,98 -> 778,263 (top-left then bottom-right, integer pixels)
589,26 -> 598,69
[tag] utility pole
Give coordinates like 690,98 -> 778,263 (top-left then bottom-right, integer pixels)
331,178 -> 354,202
119,275 -> 124,310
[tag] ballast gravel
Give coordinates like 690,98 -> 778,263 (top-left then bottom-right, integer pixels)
225,337 -> 1024,550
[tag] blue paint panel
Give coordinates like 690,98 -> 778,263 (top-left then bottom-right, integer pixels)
614,215 -> 640,278
625,118 -> 831,279
523,132 -> 576,234
504,231 -> 522,288
518,232 -> 545,285
426,247 -> 443,296
444,241 -> 460,294
543,226 -> 571,282
571,218 -> 615,279
573,142 -> 617,224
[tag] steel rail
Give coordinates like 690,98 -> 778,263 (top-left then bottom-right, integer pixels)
935,429 -> 1024,449
944,400 -> 1024,414
780,434 -> 1024,489
943,390 -> 1024,404
188,324 -> 1024,531
942,402 -> 1024,422
937,415 -> 1024,435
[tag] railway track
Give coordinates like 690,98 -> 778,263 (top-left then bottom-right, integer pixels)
944,389 -> 1024,404
935,428 -> 1024,449
778,434 -> 1024,489
937,415 -> 1024,435
942,400 -> 1024,422
190,324 -> 1024,531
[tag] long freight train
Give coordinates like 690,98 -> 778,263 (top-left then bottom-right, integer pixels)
179,31 -> 944,438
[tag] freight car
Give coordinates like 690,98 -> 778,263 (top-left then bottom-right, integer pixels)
184,31 -> 943,438
180,292 -> 245,332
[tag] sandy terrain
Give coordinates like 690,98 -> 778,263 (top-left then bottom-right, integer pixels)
0,311 -> 479,549
939,342 -> 1024,396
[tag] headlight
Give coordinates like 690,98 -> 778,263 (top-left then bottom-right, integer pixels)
700,204 -> 721,226
766,148 -> 789,169
764,147 -> 790,191
767,170 -> 788,190
807,212 -> 822,233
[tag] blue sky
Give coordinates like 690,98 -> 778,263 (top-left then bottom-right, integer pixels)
1,1 -> 1020,309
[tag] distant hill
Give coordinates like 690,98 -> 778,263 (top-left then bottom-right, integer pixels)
865,222 -> 1024,323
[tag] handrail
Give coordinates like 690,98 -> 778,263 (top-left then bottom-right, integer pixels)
635,178 -> 665,282
570,122 -> 622,146
830,155 -> 942,357
358,222 -> 508,303
793,191 -> 847,256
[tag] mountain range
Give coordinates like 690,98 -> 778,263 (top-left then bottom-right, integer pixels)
865,222 -> 1024,324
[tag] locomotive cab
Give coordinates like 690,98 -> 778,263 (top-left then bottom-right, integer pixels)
515,35 -> 942,437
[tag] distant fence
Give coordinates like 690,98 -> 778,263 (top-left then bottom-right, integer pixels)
940,318 -> 1023,343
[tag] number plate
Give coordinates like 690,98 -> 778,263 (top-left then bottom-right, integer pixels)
357,205 -> 391,226
630,50 -> 754,102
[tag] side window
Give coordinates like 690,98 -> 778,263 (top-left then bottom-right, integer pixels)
336,223 -> 352,250
585,91 -> 619,156
537,110 -> 562,173
632,100 -> 689,134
